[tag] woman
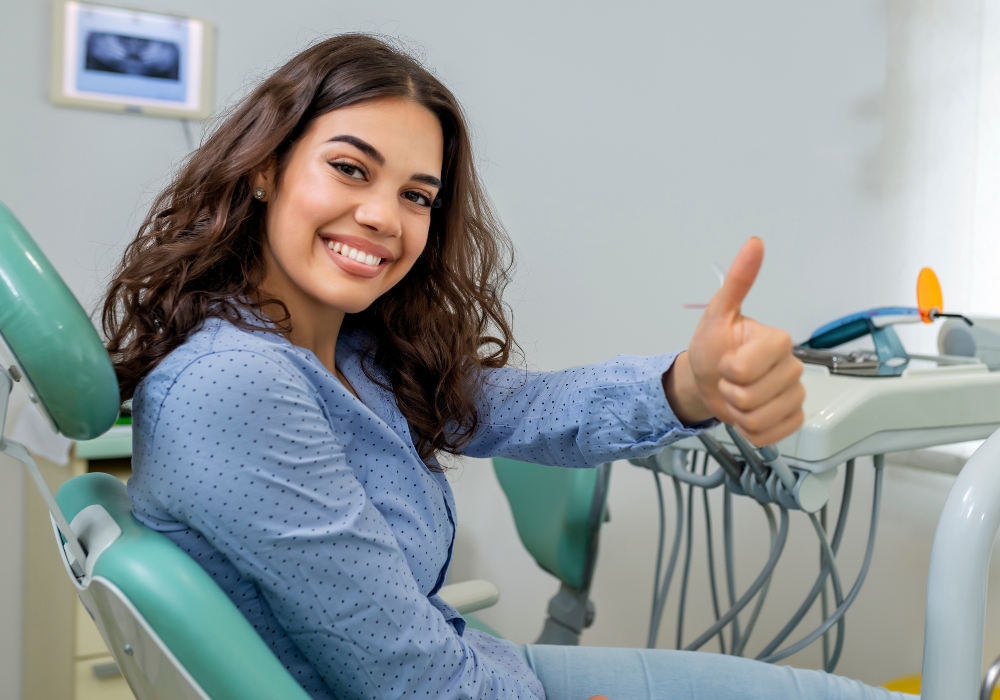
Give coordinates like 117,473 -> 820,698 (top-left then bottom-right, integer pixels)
103,34 -> 911,700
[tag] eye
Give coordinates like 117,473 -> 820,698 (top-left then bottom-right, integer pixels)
402,190 -> 433,208
329,160 -> 367,180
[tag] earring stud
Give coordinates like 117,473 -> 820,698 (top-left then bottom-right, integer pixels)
253,187 -> 266,200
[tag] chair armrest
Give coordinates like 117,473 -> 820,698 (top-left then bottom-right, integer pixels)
438,579 -> 500,614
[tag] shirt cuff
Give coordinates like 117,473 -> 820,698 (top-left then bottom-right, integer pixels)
623,350 -> 720,459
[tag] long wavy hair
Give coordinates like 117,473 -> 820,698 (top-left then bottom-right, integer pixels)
102,34 -> 517,464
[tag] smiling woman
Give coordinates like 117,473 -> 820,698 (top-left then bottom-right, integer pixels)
103,36 -> 513,463
99,33 -> 905,700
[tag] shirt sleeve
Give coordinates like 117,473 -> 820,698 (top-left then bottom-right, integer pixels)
462,352 -> 715,466
145,349 -> 542,700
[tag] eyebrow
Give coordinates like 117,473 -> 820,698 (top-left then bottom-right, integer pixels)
412,173 -> 443,189
327,134 -> 442,190
328,135 -> 385,165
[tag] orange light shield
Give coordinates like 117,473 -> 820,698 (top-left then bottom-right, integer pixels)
917,267 -> 944,323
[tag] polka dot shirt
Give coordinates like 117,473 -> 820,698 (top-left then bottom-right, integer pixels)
128,317 -> 704,699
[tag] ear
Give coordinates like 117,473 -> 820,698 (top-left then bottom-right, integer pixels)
252,157 -> 278,196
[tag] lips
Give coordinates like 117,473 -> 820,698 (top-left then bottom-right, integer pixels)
320,233 -> 394,279
326,239 -> 382,267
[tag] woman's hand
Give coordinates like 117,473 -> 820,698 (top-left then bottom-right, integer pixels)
663,237 -> 805,446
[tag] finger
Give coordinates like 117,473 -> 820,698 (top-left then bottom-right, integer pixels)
705,237 -> 764,319
741,407 -> 806,447
724,380 -> 805,437
717,356 -> 803,413
718,326 -> 794,386
726,391 -> 806,446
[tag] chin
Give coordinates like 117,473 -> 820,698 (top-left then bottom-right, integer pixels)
319,292 -> 378,315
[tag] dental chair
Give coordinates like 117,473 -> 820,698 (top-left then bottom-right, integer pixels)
490,458 -> 612,645
0,202 -> 315,699
0,202 -> 498,700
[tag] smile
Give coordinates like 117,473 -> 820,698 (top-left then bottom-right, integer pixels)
326,240 -> 382,267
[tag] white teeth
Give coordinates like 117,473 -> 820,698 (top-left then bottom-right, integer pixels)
326,240 -> 383,266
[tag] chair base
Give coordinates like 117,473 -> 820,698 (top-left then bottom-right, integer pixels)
535,583 -> 595,645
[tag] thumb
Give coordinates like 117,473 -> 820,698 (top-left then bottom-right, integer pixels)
706,237 -> 764,318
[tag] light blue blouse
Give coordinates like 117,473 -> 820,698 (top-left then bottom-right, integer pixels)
129,317 -> 704,699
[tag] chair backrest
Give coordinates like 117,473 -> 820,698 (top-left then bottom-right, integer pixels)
493,457 -> 611,590
0,202 -> 119,439
0,202 -> 310,700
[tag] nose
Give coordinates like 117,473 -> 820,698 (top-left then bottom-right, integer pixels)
353,186 -> 402,238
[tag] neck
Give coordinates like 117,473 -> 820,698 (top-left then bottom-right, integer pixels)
281,299 -> 345,373
258,283 -> 345,375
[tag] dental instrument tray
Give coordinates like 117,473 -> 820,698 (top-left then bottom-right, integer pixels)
677,296 -> 1000,473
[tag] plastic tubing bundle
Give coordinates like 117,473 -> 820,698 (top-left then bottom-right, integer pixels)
639,443 -> 884,673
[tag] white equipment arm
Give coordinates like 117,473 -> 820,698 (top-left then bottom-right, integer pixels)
922,427 -> 1000,699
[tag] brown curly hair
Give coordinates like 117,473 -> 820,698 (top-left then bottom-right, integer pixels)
102,34 -> 517,464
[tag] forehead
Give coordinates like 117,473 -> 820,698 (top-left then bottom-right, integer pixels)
303,97 -> 444,175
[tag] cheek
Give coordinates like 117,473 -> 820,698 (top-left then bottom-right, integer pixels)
402,222 -> 431,264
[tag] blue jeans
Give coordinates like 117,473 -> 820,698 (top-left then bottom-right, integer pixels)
517,644 -> 918,700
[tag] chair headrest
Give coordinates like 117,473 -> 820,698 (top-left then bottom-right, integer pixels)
0,202 -> 119,440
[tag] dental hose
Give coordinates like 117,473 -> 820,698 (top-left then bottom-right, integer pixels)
731,502 -> 777,657
723,489 -> 742,651
647,460 -> 685,648
701,457 -> 726,653
755,459 -> 855,660
684,504 -> 790,652
649,459 -> 666,641
676,476 -> 697,649
758,456 -> 884,668
820,505 -> 830,669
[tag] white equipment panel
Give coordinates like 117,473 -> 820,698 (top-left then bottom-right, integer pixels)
674,361 -> 1000,472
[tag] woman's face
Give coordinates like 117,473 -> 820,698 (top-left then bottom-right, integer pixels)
257,96 -> 444,316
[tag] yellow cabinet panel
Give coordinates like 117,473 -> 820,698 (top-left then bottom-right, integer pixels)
75,656 -> 136,700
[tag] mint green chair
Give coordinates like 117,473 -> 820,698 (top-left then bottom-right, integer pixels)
0,203 -> 311,700
493,457 -> 612,645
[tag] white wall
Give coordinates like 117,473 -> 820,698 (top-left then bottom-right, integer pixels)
1,0 -> 980,695
881,0 -> 1000,355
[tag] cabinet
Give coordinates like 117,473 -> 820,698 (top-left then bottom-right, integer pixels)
22,424 -> 135,700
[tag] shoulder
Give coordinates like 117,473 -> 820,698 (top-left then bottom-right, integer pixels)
133,318 -> 308,418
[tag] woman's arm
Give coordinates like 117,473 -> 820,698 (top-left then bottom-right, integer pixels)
143,349 -> 542,700
463,351 -> 705,467
464,238 -> 804,466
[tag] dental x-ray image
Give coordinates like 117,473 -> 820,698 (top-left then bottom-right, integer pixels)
84,32 -> 180,81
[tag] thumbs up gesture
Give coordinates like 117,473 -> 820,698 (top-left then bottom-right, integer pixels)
663,238 -> 805,446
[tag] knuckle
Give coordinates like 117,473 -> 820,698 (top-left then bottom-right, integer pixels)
726,387 -> 753,411
727,361 -> 752,384
793,409 -> 806,429
790,358 -> 804,379
740,413 -> 765,434
778,331 -> 793,352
